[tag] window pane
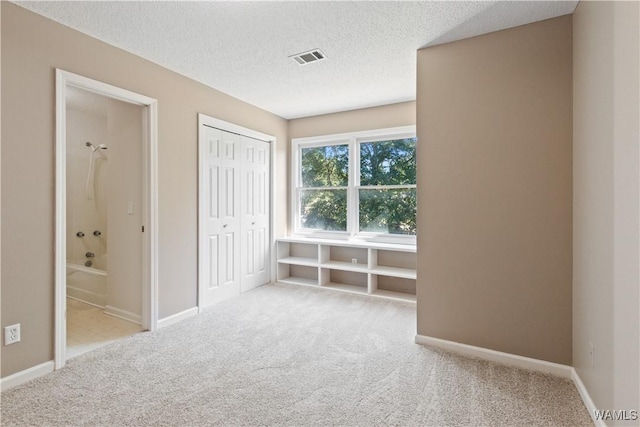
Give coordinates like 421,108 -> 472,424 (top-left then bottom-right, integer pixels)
360,138 -> 416,186
301,144 -> 349,187
359,188 -> 416,235
300,189 -> 347,231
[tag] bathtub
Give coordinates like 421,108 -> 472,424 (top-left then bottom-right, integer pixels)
66,259 -> 107,308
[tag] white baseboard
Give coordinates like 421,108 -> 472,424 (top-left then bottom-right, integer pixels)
66,286 -> 106,308
1,361 -> 54,392
572,368 -> 605,427
158,306 -> 198,328
104,305 -> 141,325
66,294 -> 104,310
414,334 -> 573,379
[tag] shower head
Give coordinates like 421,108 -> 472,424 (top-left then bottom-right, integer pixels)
85,142 -> 108,151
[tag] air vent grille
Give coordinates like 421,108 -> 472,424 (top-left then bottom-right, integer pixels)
290,49 -> 327,66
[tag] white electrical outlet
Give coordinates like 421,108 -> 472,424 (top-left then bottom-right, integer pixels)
4,324 -> 21,345
352,258 -> 358,264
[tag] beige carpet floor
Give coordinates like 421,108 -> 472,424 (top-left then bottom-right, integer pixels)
1,283 -> 592,426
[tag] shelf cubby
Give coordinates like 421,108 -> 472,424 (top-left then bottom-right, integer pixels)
321,245 -> 368,273
376,275 -> 416,295
321,269 -> 368,295
277,240 -> 319,267
277,263 -> 319,287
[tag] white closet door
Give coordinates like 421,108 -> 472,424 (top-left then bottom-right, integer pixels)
199,126 -> 241,307
240,137 -> 270,292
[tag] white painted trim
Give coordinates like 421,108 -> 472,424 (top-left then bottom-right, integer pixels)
414,334 -> 573,379
270,125 -> 277,284
572,368 -> 606,427
198,115 -> 274,143
197,113 -> 276,312
158,306 -> 199,328
54,70 -> 68,370
104,306 -> 142,325
58,70 -> 157,106
142,96 -> 159,332
1,361 -> 54,392
277,236 -> 416,252
197,114 -> 205,313
55,69 -> 159,370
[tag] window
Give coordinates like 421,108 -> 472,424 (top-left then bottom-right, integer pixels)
292,126 -> 417,243
358,138 -> 416,235
300,143 -> 349,231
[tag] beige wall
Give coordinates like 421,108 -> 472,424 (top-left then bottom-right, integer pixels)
105,99 -> 143,318
288,101 -> 415,140
416,16 -> 573,364
1,2 -> 287,377
573,1 -> 639,422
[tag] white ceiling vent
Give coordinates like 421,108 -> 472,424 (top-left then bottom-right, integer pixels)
290,49 -> 327,66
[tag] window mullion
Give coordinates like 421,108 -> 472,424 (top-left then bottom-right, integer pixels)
292,142 -> 299,234
354,138 -> 361,236
348,137 -> 358,237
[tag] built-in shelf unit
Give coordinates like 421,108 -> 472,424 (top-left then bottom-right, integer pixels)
276,237 -> 416,302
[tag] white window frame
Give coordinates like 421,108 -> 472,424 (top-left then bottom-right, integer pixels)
291,125 -> 416,245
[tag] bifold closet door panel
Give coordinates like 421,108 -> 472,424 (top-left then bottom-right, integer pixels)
240,137 -> 271,292
200,126 -> 241,306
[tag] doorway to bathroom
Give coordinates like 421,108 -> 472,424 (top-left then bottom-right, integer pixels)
55,70 -> 158,369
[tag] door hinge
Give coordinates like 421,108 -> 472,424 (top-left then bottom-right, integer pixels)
142,225 -> 145,233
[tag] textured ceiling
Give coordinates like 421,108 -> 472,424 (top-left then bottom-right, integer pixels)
15,1 -> 578,119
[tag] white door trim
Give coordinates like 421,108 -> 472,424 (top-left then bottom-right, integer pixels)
55,69 -> 159,369
197,113 -> 276,311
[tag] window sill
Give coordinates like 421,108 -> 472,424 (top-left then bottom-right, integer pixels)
279,235 -> 416,252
